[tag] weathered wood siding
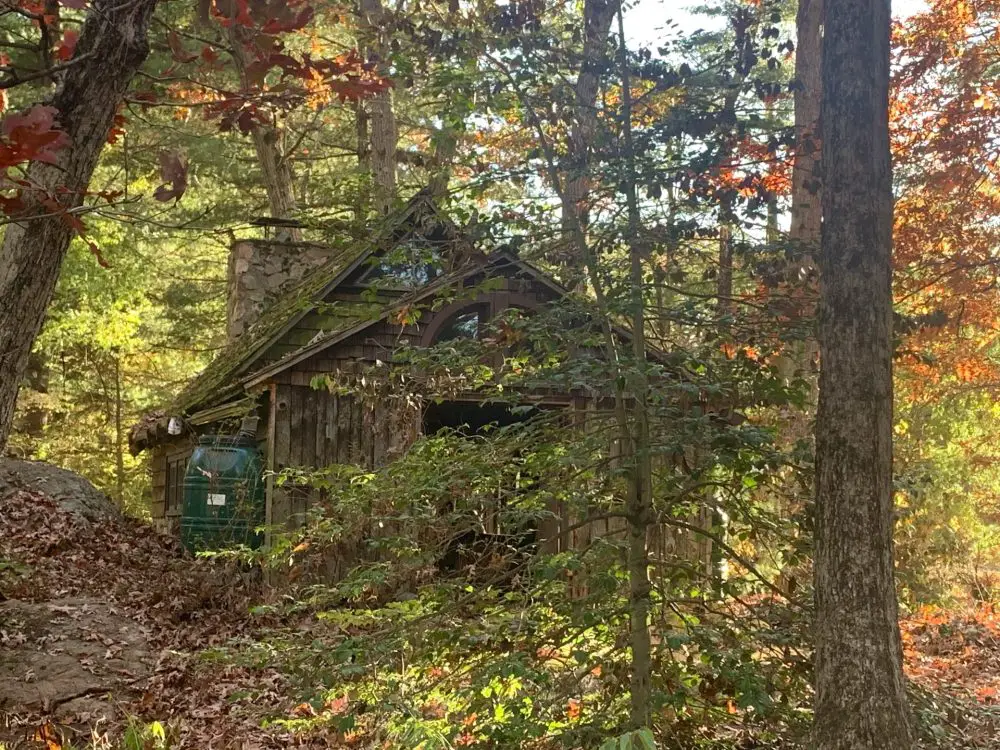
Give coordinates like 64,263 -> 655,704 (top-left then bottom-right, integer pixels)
149,436 -> 197,534
268,379 -> 420,527
252,270 -> 715,586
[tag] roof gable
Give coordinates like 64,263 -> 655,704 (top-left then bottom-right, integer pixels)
240,252 -> 557,391
172,196 -> 499,415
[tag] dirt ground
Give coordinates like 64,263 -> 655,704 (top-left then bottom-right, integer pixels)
2,458 -> 1000,749
0,459 -> 297,749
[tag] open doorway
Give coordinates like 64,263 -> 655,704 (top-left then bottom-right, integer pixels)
423,400 -> 542,581
422,400 -> 536,436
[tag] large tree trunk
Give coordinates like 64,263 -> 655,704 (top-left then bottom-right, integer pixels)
0,0 -> 158,453
813,0 -> 913,747
228,24 -> 300,231
358,0 -> 397,215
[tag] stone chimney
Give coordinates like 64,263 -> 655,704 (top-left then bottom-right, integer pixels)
226,240 -> 336,341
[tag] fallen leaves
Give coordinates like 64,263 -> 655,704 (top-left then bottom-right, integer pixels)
902,603 -> 1000,704
0,483 -> 304,749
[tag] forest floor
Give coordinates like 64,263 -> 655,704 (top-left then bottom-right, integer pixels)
1,459 -> 1000,749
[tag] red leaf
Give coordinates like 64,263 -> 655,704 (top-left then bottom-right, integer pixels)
0,105 -> 69,168
153,149 -> 188,202
58,0 -> 88,8
214,0 -> 253,28
0,193 -> 25,215
262,6 -> 315,34
56,29 -> 78,62
167,30 -> 198,64
201,45 -> 220,65
88,240 -> 111,269
106,113 -> 126,144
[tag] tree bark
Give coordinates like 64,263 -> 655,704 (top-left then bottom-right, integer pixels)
813,0 -> 913,747
561,0 -> 619,271
775,0 -> 823,389
228,24 -> 300,232
0,0 -> 158,453
358,0 -> 397,215
790,0 -> 823,255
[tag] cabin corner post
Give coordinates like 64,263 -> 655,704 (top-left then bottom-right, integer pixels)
265,381 -> 277,550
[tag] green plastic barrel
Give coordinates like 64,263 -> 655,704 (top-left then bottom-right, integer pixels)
180,435 -> 265,553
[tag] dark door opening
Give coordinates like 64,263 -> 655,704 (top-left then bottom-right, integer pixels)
423,400 -> 542,582
421,400 -> 536,436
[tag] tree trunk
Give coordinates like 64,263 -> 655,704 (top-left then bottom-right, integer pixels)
358,0 -> 397,215
561,0 -> 619,273
813,0 -> 913,747
790,0 -> 823,255
228,24 -> 300,232
615,6 -> 653,729
18,353 -> 50,441
775,0 -> 823,390
113,354 -> 126,507
355,98 -> 371,219
0,0 -> 158,453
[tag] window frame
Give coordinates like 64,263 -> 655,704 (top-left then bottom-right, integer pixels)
356,238 -> 446,291
164,453 -> 189,517
420,292 -> 541,347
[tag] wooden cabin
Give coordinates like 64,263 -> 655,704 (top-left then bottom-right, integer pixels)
130,195 -> 718,578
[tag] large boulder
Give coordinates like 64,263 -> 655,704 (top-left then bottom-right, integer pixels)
0,458 -> 120,523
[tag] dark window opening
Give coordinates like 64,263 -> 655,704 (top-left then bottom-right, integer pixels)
362,238 -> 444,288
424,401 -> 542,581
422,400 -> 535,436
165,454 -> 188,515
433,305 -> 490,343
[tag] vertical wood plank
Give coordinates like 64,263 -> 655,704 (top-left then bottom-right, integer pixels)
348,397 -> 361,466
265,382 -> 277,549
315,387 -> 328,468
360,400 -> 374,470
301,386 -> 317,470
273,385 -> 292,527
289,385 -> 304,469
373,402 -> 387,468
337,394 -> 352,465
326,393 -> 340,464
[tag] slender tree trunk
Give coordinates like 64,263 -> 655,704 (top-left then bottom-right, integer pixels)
813,0 -> 913,747
358,0 -> 397,214
616,6 -> 653,729
776,0 -> 823,388
717,224 -> 734,322
426,126 -> 458,201
355,98 -> 371,219
113,354 -> 126,507
716,81 -> 739,329
790,0 -> 823,255
775,0 -> 823,595
19,353 -> 50,441
561,0 -> 620,275
228,24 -> 300,232
0,0 -> 158,453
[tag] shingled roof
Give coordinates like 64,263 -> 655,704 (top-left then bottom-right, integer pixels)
128,194 -> 579,454
172,192 -> 458,416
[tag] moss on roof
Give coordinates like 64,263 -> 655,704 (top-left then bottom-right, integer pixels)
172,242 -> 365,414
172,192 -> 449,415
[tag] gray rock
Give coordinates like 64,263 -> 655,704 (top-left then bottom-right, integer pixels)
0,460 -> 119,523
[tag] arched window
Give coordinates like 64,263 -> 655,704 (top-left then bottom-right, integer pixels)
361,238 -> 444,288
433,304 -> 489,343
